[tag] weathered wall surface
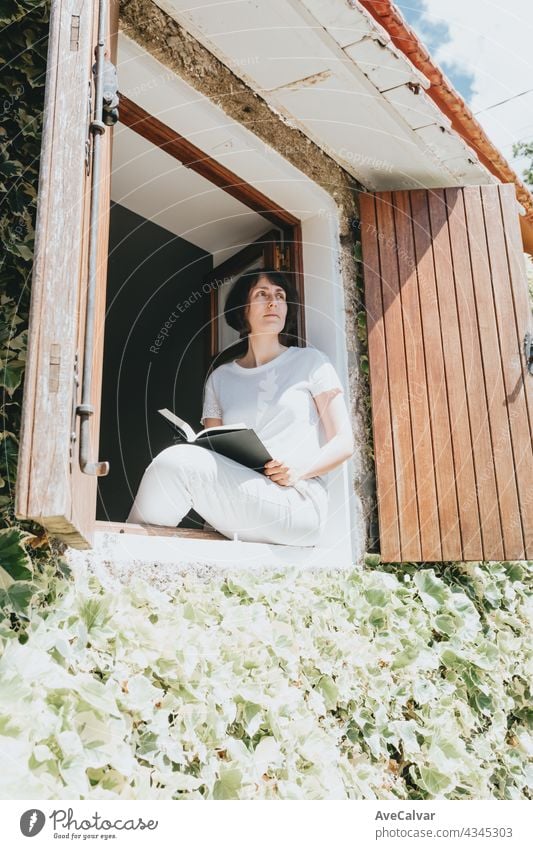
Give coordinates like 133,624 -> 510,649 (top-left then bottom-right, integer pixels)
119,0 -> 377,552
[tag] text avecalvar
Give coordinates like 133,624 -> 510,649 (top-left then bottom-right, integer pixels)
375,811 -> 436,820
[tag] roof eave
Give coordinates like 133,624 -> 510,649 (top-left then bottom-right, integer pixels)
356,0 -> 533,254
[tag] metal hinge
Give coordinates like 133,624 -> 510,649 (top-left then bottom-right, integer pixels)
85,55 -> 119,173
91,55 -> 119,130
69,352 -> 80,469
102,56 -> 119,126
524,331 -> 533,376
85,80 -> 92,176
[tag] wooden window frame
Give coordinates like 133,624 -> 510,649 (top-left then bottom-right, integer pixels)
118,95 -> 306,357
97,95 -> 306,540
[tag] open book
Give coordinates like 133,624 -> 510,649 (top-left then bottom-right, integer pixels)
158,408 -> 272,472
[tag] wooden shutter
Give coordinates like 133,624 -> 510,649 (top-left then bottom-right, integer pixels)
359,184 -> 533,562
15,0 -> 119,548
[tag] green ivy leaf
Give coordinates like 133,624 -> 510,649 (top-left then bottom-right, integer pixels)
506,562 -> 524,583
365,588 -> 388,606
364,553 -> 381,567
0,526 -> 33,580
213,766 -> 242,799
414,570 -> 448,611
392,645 -> 420,669
0,358 -> 25,395
0,580 -> 34,614
418,765 -> 454,796
315,675 -> 339,710
434,614 -> 455,636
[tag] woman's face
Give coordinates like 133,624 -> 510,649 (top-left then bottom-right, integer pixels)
244,275 -> 288,336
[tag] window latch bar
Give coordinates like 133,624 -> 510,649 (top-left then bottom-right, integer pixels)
76,0 -> 117,477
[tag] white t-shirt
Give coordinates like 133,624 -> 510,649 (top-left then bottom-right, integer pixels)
201,346 -> 345,488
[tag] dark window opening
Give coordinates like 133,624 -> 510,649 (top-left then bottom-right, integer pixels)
97,201 -> 212,528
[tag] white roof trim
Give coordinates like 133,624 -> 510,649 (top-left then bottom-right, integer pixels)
149,0 -> 495,191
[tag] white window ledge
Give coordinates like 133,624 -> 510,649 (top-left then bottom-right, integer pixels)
66,527 -> 353,573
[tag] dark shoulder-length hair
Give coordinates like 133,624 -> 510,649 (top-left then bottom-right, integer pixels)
224,267 -> 300,341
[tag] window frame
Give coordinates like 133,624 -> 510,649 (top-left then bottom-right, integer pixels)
98,96 -> 307,540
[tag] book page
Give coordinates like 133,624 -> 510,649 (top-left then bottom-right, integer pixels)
157,409 -> 196,442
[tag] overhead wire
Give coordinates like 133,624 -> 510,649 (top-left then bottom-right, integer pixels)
474,88 -> 533,115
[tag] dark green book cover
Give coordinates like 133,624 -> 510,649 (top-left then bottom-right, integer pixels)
158,409 -> 272,473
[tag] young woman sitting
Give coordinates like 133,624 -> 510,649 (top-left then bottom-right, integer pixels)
126,268 -> 354,546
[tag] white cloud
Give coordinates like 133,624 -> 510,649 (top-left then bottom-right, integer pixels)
413,0 -> 533,168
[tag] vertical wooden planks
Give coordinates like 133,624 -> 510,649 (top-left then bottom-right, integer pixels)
15,0 -> 119,548
15,0 -> 63,518
359,192 -> 401,561
410,190 -> 461,560
360,183 -> 532,562
393,191 -> 441,560
482,185 -> 532,557
375,192 -> 421,560
499,185 -> 533,557
427,189 -> 481,560
16,0 -> 97,544
464,186 -> 521,558
445,188 -> 498,559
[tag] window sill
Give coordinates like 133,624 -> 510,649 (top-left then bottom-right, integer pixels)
69,522 -> 352,570
95,520 -> 225,541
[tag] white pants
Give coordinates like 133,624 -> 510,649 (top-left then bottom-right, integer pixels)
126,443 -> 328,546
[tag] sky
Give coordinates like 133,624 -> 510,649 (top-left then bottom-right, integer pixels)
394,0 -> 533,180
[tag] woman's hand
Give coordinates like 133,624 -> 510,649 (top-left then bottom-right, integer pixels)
264,459 -> 301,487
